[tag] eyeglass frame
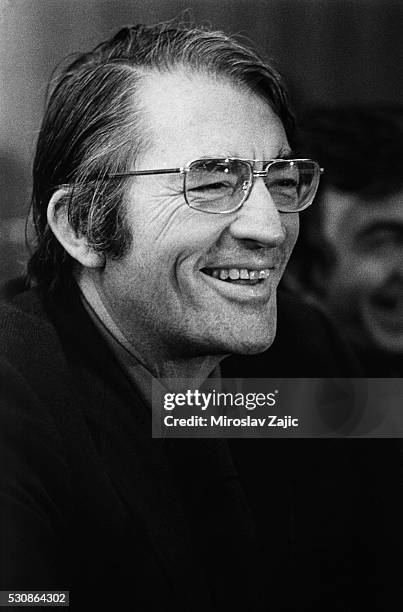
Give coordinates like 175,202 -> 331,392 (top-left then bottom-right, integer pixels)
105,157 -> 324,215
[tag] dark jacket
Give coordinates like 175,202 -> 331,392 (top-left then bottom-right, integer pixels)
0,282 -> 400,610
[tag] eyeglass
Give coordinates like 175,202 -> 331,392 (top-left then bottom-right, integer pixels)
106,157 -> 323,214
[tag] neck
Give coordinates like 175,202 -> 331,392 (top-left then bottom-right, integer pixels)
76,269 -> 225,381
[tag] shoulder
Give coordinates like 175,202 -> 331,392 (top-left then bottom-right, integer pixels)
0,281 -> 75,421
0,281 -> 91,425
0,283 -> 61,373
0,279 -> 125,413
0,281 -> 73,477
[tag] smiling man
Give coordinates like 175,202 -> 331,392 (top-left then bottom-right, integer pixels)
0,24 -> 399,612
287,105 -> 403,375
66,70 -> 302,373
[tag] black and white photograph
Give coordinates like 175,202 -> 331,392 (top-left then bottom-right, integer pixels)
0,1 -> 402,610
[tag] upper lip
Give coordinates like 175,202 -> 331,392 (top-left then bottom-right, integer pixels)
201,263 -> 277,270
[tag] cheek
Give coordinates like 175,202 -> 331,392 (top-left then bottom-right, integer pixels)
349,256 -> 389,289
127,189 -> 224,256
284,214 -> 299,256
115,217 -> 223,300
129,200 -> 185,246
329,254 -> 385,302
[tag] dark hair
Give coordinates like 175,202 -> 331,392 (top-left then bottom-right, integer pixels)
286,104 -> 403,296
296,105 -> 403,199
27,22 -> 295,291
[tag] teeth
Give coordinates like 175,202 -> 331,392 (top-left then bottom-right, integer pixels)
205,268 -> 271,281
259,270 -> 270,279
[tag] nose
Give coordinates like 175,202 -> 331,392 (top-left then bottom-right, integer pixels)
228,178 -> 287,247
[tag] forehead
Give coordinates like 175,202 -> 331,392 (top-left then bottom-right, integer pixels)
136,69 -> 289,166
322,188 -> 403,245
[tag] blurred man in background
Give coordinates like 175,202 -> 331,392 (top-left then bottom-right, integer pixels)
286,106 -> 403,375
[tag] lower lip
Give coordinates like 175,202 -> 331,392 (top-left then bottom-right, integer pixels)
200,271 -> 274,302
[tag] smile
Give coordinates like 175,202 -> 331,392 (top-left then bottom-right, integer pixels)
368,293 -> 403,334
201,267 -> 271,284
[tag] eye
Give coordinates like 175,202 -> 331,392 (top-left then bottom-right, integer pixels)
358,227 -> 403,253
186,167 -> 239,197
266,165 -> 300,192
189,180 -> 235,193
270,178 -> 299,189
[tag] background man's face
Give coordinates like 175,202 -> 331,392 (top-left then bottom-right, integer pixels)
321,188 -> 403,353
97,70 -> 298,360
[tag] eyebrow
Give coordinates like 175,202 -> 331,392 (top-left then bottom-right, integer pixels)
197,148 -> 295,161
278,148 -> 295,160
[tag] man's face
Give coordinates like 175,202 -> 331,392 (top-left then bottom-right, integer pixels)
97,70 -> 298,361
322,188 -> 403,353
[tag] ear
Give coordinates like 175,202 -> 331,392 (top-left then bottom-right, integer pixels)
47,189 -> 105,269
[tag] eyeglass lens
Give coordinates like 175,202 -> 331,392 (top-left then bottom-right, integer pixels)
184,158 -> 319,213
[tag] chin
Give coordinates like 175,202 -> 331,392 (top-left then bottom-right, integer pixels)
222,323 -> 277,356
369,329 -> 403,354
232,337 -> 275,355
226,308 -> 278,355
186,304 -> 277,357
361,303 -> 403,354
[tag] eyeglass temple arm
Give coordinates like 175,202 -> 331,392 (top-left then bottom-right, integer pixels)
107,168 -> 183,179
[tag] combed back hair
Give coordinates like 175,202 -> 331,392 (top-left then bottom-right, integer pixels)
285,104 -> 403,296
27,22 -> 295,291
296,105 -> 403,199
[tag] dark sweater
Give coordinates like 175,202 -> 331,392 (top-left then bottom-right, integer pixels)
0,282 -> 400,610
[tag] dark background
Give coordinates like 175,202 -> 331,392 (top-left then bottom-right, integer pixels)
1,0 -> 402,283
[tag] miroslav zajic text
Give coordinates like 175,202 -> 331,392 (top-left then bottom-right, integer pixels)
163,415 -> 299,429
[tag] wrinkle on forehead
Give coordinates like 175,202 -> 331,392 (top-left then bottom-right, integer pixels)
135,68 -> 288,167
